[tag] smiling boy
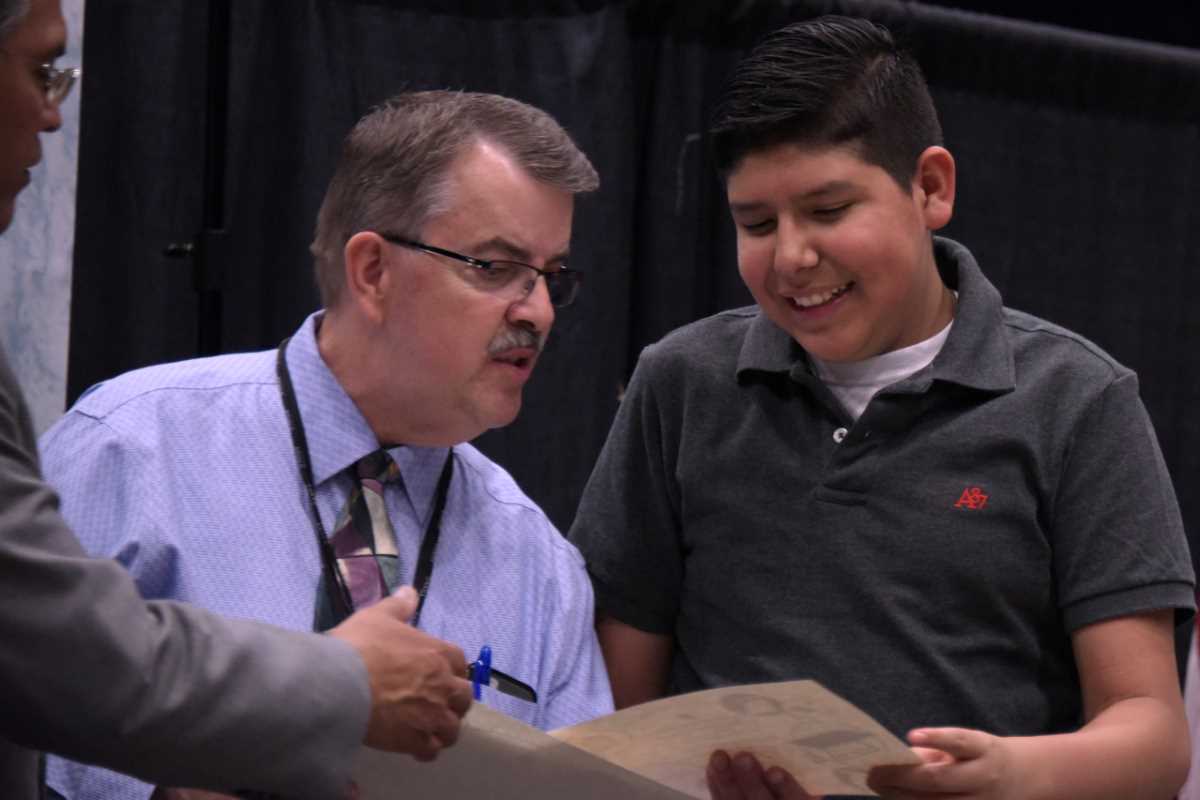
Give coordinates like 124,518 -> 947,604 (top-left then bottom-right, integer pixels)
569,15 -> 1194,800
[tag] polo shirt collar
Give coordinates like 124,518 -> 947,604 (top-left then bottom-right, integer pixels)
924,237 -> 1014,394
284,311 -> 450,521
734,236 -> 1015,396
736,306 -> 801,375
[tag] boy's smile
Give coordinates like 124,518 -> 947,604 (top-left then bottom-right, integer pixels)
726,142 -> 957,363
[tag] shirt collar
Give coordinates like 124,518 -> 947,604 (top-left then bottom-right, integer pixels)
284,312 -> 450,520
734,236 -> 1015,396
923,237 -> 1014,394
735,305 -> 801,375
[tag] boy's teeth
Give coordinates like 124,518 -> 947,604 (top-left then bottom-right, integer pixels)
795,283 -> 849,308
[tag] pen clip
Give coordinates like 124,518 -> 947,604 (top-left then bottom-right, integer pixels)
470,645 -> 492,701
468,645 -> 537,703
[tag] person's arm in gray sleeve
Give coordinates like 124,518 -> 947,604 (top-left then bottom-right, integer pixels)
0,360 -> 471,799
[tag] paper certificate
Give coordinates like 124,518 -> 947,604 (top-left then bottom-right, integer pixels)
352,680 -> 919,798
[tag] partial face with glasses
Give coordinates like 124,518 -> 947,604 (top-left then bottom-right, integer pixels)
350,140 -> 575,446
378,235 -> 583,309
0,0 -> 78,232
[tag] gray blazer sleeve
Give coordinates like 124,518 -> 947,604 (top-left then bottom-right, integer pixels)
0,353 -> 370,799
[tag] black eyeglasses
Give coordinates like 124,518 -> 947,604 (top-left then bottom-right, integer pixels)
378,233 -> 583,308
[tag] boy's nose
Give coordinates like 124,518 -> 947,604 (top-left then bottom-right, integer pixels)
773,225 -> 820,274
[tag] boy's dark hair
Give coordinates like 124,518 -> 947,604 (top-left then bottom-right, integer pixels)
710,15 -> 942,188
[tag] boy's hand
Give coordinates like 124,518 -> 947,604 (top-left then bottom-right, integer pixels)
868,727 -> 1018,799
706,750 -> 822,800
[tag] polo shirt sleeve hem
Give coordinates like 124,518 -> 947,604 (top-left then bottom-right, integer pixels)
589,569 -> 677,636
1061,579 -> 1196,633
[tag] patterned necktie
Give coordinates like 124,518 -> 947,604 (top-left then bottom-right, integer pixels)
314,449 -> 401,630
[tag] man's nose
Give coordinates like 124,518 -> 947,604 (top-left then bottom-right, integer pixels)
42,100 -> 64,133
508,275 -> 556,334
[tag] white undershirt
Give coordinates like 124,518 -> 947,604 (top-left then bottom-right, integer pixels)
811,319 -> 954,421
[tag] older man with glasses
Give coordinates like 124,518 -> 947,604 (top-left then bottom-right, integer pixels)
1,3 -> 482,800
41,89 -> 613,800
0,0 -> 75,230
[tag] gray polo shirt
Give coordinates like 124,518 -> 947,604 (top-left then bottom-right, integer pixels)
570,237 -> 1194,742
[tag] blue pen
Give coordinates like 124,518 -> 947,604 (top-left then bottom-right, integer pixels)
467,645 -> 537,703
471,645 -> 492,700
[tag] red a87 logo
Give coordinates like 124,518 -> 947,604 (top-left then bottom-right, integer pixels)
954,487 -> 989,510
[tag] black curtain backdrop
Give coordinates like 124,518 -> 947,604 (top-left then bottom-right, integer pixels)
71,1 -> 1200,582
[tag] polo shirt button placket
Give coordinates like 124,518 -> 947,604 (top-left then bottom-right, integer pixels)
832,427 -> 848,444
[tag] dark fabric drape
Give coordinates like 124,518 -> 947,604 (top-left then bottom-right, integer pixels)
71,1 -> 1200,579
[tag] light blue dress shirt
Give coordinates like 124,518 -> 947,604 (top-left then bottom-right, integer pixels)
42,312 -> 613,800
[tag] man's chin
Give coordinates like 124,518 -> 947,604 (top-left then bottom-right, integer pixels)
481,397 -> 523,432
486,408 -> 522,432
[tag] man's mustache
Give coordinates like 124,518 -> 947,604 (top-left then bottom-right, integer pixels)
488,326 -> 545,356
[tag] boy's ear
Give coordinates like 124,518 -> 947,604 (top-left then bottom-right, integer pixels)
913,146 -> 956,230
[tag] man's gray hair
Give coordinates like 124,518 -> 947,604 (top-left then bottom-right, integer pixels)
310,90 -> 599,308
0,0 -> 30,40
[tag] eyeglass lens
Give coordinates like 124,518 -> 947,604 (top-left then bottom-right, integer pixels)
492,263 -> 579,307
42,65 -> 79,104
544,270 -> 579,307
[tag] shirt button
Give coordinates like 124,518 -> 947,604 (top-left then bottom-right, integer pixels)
833,427 -> 848,443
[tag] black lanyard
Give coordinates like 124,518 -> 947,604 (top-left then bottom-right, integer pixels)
275,336 -> 453,629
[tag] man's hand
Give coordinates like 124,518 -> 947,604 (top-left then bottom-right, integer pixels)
706,750 -> 821,800
329,586 -> 472,761
868,728 -> 1017,800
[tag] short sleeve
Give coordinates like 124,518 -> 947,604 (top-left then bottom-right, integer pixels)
568,346 -> 685,635
1051,372 -> 1195,632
